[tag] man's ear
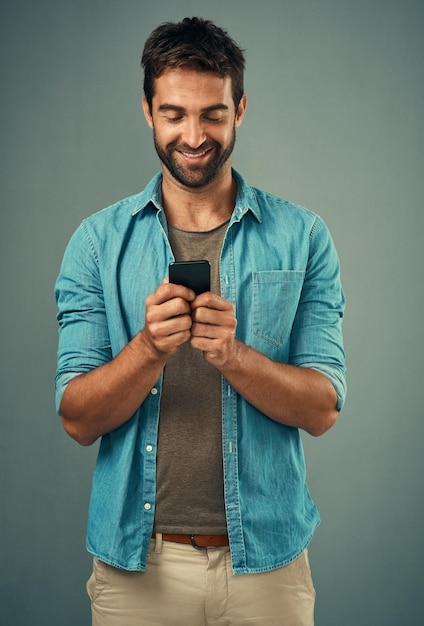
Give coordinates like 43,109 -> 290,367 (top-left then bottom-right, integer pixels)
142,96 -> 154,129
235,94 -> 247,128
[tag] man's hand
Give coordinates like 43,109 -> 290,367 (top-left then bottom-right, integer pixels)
190,291 -> 338,436
190,292 -> 237,368
60,279 -> 196,445
143,279 -> 196,357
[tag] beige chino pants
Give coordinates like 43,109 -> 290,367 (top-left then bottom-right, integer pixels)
87,534 -> 315,625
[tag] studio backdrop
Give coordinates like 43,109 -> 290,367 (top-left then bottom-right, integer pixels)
1,1 -> 423,625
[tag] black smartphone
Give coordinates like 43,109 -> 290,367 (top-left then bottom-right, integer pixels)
169,260 -> 211,295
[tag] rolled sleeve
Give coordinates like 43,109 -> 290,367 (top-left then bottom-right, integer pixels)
289,216 -> 346,409
300,362 -> 347,411
54,220 -> 112,415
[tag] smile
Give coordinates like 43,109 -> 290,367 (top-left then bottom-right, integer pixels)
178,148 -> 212,159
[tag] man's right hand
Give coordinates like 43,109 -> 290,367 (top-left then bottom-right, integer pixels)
60,279 -> 196,445
142,279 -> 196,357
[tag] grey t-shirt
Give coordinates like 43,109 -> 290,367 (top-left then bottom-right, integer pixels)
154,221 -> 228,534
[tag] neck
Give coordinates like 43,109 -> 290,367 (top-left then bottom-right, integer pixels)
161,165 -> 236,232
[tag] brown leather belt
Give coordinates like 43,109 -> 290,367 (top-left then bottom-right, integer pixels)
152,533 -> 229,550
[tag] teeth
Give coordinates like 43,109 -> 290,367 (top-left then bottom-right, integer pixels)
180,150 -> 208,158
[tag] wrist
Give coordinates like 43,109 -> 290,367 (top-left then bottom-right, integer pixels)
216,339 -> 244,376
134,328 -> 168,367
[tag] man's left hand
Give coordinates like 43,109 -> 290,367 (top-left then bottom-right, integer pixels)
190,292 -> 237,369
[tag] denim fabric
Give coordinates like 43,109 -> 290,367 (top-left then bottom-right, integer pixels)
55,170 -> 346,574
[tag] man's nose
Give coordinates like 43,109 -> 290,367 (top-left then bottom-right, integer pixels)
181,118 -> 206,149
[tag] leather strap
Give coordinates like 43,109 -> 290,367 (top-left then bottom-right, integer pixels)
152,533 -> 229,549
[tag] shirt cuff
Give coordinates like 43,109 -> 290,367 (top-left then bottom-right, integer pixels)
54,372 -> 82,416
299,362 -> 347,411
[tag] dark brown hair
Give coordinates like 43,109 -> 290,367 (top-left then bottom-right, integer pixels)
141,17 -> 246,111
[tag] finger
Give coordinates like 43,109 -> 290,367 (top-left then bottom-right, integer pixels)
148,315 -> 193,353
191,306 -> 237,331
151,314 -> 193,340
191,292 -> 233,312
148,282 -> 195,306
191,322 -> 219,339
146,298 -> 192,327
190,335 -> 229,358
154,329 -> 192,355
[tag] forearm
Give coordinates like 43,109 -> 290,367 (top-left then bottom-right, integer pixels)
60,330 -> 167,446
218,340 -> 339,436
59,282 -> 196,446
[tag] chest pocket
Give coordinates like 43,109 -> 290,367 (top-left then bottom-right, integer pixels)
252,270 -> 305,348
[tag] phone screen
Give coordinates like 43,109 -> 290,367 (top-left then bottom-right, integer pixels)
169,260 -> 211,295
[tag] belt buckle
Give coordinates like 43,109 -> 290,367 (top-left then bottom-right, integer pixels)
190,534 -> 208,550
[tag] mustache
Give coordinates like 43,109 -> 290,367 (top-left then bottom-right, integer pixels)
168,140 -> 218,154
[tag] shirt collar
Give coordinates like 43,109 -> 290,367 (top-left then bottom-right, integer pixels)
131,173 -> 163,216
231,169 -> 262,223
131,169 -> 262,223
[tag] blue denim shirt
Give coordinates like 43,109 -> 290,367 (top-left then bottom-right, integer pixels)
55,170 -> 346,574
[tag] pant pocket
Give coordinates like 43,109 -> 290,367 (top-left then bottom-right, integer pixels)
295,550 -> 316,598
86,558 -> 109,604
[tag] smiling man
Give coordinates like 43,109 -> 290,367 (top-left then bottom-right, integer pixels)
148,73 -> 241,190
144,67 -> 246,229
55,17 -> 346,626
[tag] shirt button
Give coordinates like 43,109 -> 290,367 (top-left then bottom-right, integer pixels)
146,445 -> 153,453
151,388 -> 158,395
144,503 -> 152,511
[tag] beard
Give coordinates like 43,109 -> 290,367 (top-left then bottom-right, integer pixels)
153,128 -> 236,189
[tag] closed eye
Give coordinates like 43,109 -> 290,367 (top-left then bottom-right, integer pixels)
158,103 -> 229,125
203,115 -> 223,123
165,116 -> 184,123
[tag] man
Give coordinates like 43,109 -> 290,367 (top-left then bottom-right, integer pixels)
55,17 -> 346,625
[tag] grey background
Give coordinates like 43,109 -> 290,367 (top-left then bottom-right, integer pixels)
1,1 -> 422,624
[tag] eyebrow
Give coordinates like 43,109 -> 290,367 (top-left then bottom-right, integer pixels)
158,103 -> 230,114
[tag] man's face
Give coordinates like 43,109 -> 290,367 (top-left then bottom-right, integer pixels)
143,69 -> 246,189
